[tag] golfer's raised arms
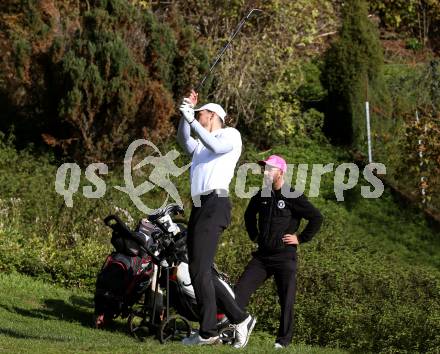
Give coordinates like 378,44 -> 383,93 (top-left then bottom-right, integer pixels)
190,118 -> 234,154
177,118 -> 197,155
177,114 -> 234,155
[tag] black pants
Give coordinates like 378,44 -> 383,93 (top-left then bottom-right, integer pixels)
235,252 -> 297,346
187,193 -> 247,338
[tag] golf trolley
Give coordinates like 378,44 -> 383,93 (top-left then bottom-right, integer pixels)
94,203 -> 236,344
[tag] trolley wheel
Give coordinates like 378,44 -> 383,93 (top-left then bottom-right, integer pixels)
219,325 -> 235,345
158,315 -> 191,344
127,312 -> 150,341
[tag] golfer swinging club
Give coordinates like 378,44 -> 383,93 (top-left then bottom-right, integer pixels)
177,90 -> 256,347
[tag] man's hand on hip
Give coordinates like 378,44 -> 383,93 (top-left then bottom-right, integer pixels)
282,234 -> 299,245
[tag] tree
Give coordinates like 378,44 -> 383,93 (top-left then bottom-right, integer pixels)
321,0 -> 385,146
0,0 -> 208,162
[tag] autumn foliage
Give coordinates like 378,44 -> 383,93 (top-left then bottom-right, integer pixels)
0,0 -> 208,162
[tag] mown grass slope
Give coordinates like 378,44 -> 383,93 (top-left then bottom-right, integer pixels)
0,137 -> 439,352
0,272 -> 346,353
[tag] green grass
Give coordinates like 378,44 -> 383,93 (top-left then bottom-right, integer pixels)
1,138 -> 440,352
0,272 -> 345,354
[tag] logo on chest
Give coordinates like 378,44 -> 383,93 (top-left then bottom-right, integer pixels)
277,200 -> 285,209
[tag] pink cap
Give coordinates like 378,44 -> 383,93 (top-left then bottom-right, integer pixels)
258,155 -> 287,173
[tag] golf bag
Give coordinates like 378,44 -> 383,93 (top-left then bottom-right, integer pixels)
94,204 -> 235,336
169,261 -> 235,327
94,215 -> 158,327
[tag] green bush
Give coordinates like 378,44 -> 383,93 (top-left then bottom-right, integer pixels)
249,62 -> 328,148
367,62 -> 440,212
405,37 -> 423,51
3,132 -> 440,352
369,0 -> 440,51
0,0 -> 208,162
296,61 -> 328,105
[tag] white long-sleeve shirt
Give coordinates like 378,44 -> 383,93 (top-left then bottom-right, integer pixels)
177,118 -> 242,197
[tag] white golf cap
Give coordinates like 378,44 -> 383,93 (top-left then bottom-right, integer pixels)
194,103 -> 227,122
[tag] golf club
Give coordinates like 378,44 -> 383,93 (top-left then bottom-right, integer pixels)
195,8 -> 263,92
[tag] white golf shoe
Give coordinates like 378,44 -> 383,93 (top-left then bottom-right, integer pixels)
232,315 -> 256,348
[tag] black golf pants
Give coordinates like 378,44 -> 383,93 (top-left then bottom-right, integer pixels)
234,252 -> 297,346
187,193 -> 247,338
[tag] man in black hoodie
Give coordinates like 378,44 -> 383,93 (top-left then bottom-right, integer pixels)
235,155 -> 323,349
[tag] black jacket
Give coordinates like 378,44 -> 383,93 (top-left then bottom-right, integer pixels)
244,186 -> 323,253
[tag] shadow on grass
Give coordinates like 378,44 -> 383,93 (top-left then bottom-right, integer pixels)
69,295 -> 94,308
0,296 -> 127,334
0,327 -> 68,342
